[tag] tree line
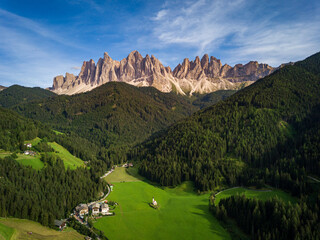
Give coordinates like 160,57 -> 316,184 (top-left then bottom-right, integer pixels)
211,194 -> 320,240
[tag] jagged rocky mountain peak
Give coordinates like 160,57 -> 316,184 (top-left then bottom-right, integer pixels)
51,51 -> 275,95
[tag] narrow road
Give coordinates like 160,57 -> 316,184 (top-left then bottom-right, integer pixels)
308,175 -> 320,183
100,169 -> 114,179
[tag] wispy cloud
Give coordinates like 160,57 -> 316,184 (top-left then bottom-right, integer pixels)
151,0 -> 320,66
0,9 -> 83,49
0,9 -> 82,87
71,66 -> 81,70
66,0 -> 105,13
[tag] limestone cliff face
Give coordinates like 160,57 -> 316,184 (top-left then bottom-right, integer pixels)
51,51 -> 275,95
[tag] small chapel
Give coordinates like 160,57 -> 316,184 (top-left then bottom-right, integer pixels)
152,197 -> 157,206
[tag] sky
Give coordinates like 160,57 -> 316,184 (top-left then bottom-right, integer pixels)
0,0 -> 319,88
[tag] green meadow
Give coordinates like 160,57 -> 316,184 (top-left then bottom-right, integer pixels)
95,167 -> 231,240
24,137 -> 42,146
15,154 -> 44,170
1,138 -> 85,170
0,218 -> 83,240
47,142 -> 84,170
53,130 -> 64,135
105,167 -> 144,183
214,187 -> 297,205
0,222 -> 14,240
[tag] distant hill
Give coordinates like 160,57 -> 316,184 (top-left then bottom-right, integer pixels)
11,82 -> 199,148
192,90 -> 237,109
0,85 -> 7,91
0,85 -> 56,108
133,52 -> 320,192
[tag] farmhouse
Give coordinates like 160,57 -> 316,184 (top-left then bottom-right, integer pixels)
54,220 -> 66,230
24,150 -> 36,156
91,203 -> 100,215
101,203 -> 109,215
76,204 -> 88,216
24,143 -> 32,148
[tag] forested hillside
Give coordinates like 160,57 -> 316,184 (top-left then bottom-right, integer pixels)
11,82 -> 197,149
0,156 -> 105,227
192,90 -> 237,109
0,85 -> 56,108
0,107 -> 106,227
0,106 -> 48,151
133,52 -> 320,192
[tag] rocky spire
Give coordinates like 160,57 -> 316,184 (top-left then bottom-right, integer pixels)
51,51 -> 275,95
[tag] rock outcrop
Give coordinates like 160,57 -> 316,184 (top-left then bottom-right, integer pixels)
51,51 -> 275,95
0,85 -> 7,92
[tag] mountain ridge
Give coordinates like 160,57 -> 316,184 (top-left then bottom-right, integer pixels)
51,51 -> 275,95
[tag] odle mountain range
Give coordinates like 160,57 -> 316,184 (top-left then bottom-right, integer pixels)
51,51 -> 275,95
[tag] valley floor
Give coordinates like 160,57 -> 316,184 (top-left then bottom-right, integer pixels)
96,167 -> 231,240
96,167 -> 298,240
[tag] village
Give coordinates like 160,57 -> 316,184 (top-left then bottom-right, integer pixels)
49,161 -> 161,240
56,163 -> 136,237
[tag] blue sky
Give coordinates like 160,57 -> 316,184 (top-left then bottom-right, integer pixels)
0,0 -> 319,88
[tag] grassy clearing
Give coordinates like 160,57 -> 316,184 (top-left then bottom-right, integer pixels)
105,167 -> 144,183
53,130 -> 64,135
0,149 -> 44,170
1,139 -> 84,170
278,120 -> 295,138
15,154 -> 44,170
214,187 -> 297,205
48,142 -> 84,170
0,152 -> 11,159
0,218 -> 83,240
24,137 -> 42,146
0,222 -> 14,240
95,168 -> 231,240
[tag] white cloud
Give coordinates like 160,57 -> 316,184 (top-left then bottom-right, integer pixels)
151,0 -> 320,66
152,9 -> 168,20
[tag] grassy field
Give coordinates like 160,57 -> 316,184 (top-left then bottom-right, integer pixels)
214,187 -> 297,205
0,218 -> 83,240
48,142 -> 84,170
0,151 -> 11,159
1,139 -> 84,170
53,130 -> 64,135
0,151 -> 44,170
0,222 -> 14,240
24,137 -> 42,146
105,167 -> 144,183
15,154 -> 44,170
95,167 -> 231,240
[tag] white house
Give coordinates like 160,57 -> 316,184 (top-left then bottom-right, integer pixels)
91,203 -> 100,215
100,203 -> 109,215
76,204 -> 88,216
26,143 -> 32,148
